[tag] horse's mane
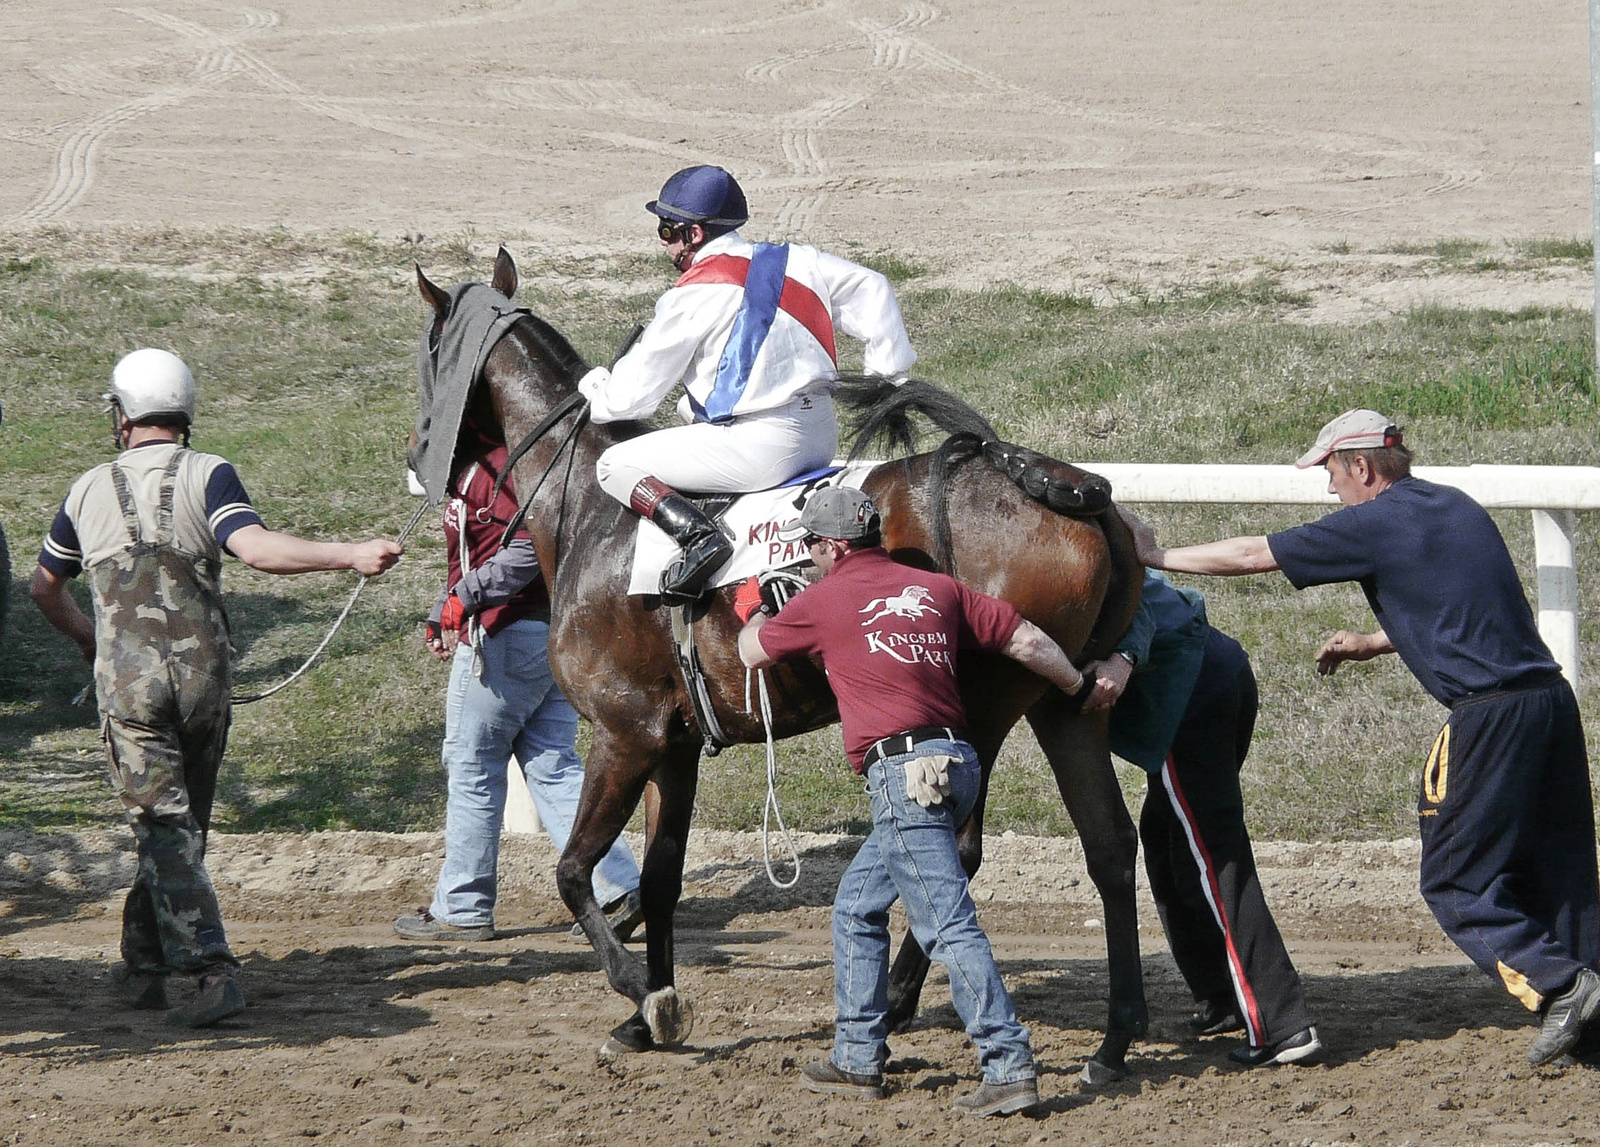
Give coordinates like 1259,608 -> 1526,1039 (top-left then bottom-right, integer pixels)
509,309 -> 590,383
834,373 -> 1112,573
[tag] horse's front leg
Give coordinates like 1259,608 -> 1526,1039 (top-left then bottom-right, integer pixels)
557,728 -> 696,1053
1027,694 -> 1146,1085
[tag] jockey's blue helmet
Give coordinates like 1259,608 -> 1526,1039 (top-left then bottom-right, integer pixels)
647,165 -> 748,235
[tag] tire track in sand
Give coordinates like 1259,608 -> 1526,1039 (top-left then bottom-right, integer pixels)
6,13 -> 247,226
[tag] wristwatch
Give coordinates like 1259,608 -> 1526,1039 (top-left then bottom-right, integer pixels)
1115,650 -> 1138,669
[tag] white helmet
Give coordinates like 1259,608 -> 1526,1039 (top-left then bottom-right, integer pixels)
107,348 -> 196,424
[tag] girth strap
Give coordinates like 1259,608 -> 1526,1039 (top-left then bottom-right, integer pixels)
670,602 -> 731,756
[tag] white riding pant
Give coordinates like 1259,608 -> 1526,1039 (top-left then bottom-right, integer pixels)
595,394 -> 839,502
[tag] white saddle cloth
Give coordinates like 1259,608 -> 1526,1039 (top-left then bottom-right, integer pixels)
626,461 -> 879,596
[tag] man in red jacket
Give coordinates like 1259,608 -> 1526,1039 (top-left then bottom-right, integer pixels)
394,427 -> 640,942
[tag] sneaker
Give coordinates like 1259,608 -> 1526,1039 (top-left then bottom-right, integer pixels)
569,889 -> 645,943
1189,996 -> 1245,1036
1230,1025 -> 1321,1067
110,962 -> 168,1010
953,1077 -> 1042,1117
393,909 -> 495,942
799,1059 -> 884,1100
1528,968 -> 1600,1067
165,971 -> 245,1028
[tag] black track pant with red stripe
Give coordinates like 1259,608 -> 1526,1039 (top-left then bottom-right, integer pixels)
1140,626 -> 1315,1047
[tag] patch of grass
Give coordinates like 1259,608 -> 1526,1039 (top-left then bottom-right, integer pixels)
1,234 -> 1595,841
847,251 -> 930,285
1514,237 -> 1593,262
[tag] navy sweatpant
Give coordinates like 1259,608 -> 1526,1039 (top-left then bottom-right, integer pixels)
1141,627 -> 1315,1046
1417,675 -> 1600,1010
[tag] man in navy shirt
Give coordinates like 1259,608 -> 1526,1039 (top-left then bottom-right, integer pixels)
1121,409 -> 1599,1068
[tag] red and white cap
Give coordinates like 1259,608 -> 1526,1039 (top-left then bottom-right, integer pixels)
1294,409 -> 1402,469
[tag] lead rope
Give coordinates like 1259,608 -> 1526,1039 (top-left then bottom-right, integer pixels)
747,665 -> 801,889
229,498 -> 432,705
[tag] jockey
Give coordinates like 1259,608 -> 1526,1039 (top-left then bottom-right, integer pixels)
577,164 -> 918,599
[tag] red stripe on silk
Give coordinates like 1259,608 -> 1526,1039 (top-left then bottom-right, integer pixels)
676,254 -> 837,364
1164,757 -> 1266,1045
778,278 -> 837,363
676,254 -> 749,288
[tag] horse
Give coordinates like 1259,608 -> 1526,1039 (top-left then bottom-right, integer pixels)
415,249 -> 1149,1079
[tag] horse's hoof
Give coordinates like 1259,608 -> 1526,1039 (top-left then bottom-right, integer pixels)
1079,1057 -> 1126,1088
601,1013 -> 654,1056
642,987 -> 695,1048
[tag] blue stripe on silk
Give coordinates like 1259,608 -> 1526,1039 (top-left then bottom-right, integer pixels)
702,243 -> 789,424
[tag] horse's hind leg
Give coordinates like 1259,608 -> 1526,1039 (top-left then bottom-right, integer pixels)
1026,694 -> 1147,1084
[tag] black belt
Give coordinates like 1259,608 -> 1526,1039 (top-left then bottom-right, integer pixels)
861,726 -> 967,769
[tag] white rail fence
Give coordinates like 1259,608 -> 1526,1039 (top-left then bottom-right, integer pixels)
503,462 -> 1600,836
1084,463 -> 1600,693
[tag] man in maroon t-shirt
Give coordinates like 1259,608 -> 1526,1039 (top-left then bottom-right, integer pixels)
738,488 -> 1087,1117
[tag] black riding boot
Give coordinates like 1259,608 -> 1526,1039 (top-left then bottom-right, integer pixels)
650,493 -> 733,600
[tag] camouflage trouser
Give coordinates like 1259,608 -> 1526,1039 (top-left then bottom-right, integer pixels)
103,659 -> 238,977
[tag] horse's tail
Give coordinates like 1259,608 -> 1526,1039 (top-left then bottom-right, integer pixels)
835,374 -> 1115,570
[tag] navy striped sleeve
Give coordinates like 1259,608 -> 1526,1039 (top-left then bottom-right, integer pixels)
206,462 -> 263,550
38,503 -> 83,578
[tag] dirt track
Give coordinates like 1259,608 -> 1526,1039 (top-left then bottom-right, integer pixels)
2,829 -> 1596,1146
1,0 -> 1593,317
5,1 -> 1600,1143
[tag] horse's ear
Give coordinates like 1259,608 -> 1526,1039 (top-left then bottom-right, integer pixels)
416,263 -> 451,316
491,246 -> 518,298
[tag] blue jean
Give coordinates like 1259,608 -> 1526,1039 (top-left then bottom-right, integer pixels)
831,738 -> 1035,1083
429,619 -> 640,927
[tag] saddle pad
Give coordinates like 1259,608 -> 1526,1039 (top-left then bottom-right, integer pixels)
626,460 -> 879,596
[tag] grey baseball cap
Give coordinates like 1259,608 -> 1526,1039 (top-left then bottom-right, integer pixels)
780,487 -> 881,542
1295,409 -> 1402,469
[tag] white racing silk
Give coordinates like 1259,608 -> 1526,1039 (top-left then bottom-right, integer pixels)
579,231 -> 916,425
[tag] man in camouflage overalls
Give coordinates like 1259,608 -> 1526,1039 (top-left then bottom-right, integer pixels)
32,348 -> 402,1027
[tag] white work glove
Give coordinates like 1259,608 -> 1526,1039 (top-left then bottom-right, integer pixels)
904,754 -> 956,808
577,365 -> 611,404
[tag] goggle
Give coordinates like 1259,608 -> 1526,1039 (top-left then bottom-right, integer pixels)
657,219 -> 691,242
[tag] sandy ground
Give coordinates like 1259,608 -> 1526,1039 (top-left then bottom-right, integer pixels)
1,0 -> 1594,317
5,3 -> 1600,1143
1,828 -> 1597,1147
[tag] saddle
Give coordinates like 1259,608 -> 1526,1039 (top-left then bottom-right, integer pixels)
625,461 -> 876,598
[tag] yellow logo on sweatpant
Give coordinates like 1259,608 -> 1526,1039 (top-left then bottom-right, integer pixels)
1423,724 -> 1450,805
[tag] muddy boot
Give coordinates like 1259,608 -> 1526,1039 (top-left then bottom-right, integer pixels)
111,962 -> 169,1010
166,969 -> 245,1028
630,477 -> 732,600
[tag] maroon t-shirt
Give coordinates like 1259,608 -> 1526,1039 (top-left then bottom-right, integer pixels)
444,444 -> 549,637
755,547 -> 1022,771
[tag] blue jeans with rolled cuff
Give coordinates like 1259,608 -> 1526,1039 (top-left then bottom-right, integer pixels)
830,737 -> 1036,1084
429,619 -> 640,927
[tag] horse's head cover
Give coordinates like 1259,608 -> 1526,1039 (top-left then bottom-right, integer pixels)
411,282 -> 529,505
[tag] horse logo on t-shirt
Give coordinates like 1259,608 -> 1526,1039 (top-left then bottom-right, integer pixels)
859,585 -> 943,625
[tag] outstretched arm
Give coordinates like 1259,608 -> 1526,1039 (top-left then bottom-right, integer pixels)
1316,628 -> 1393,675
1001,620 -> 1086,696
225,524 -> 402,576
1119,507 -> 1279,576
30,566 -> 95,663
738,612 -> 776,669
